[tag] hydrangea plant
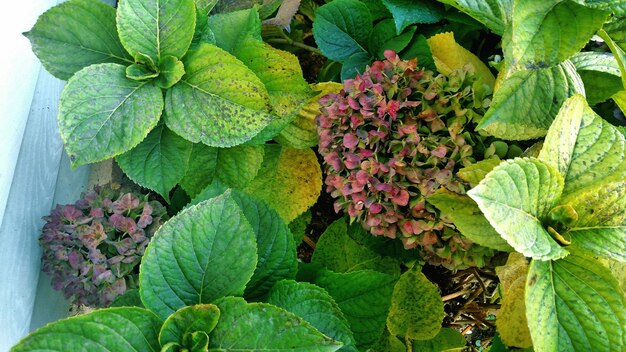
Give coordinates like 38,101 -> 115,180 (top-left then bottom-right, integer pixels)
316,50 -> 516,268
40,184 -> 167,307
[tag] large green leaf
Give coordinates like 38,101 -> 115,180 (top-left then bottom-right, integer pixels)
164,44 -> 274,147
312,218 -> 400,275
117,0 -> 196,62
267,280 -> 358,352
387,266 -> 444,340
179,144 -> 265,198
190,186 -> 298,301
525,251 -> 626,351
368,20 -> 416,59
436,0 -> 511,35
477,61 -> 585,140
209,297 -> 343,351
539,94 -> 626,197
139,192 -> 258,319
243,145 -> 322,222
24,0 -> 131,80
381,0 -> 444,33
313,0 -> 372,62
314,269 -> 397,349
570,52 -> 623,104
233,36 -> 314,140
340,52 -> 373,81
503,0 -> 608,70
11,308 -> 161,351
562,182 -> 626,262
427,189 -> 513,252
207,8 -> 262,53
116,125 -> 192,202
58,63 -> 163,167
159,305 -> 220,347
467,158 -> 568,260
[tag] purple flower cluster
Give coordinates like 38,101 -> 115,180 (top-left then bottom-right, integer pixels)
317,51 -> 496,268
40,184 -> 167,307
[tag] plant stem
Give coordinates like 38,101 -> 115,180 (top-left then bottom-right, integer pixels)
266,38 -> 323,55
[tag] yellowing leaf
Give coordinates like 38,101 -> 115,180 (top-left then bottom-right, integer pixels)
276,82 -> 343,148
243,145 -> 322,222
426,32 -> 495,88
495,253 -> 532,349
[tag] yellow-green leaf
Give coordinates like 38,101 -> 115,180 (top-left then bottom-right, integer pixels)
276,82 -> 343,148
243,145 -> 322,222
426,32 -> 495,88
386,266 -> 444,340
495,253 -> 532,349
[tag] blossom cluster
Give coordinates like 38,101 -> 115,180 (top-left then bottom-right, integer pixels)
317,51 -> 499,268
40,184 -> 167,307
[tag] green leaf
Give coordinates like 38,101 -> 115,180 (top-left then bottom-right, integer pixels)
159,305 -> 220,347
467,158 -> 568,260
478,61 -> 585,140
340,52 -> 372,80
276,82 -> 344,149
58,63 -> 163,167
233,36 -> 314,138
190,186 -> 298,301
368,20 -> 416,59
387,266 -> 444,340
117,0 -> 196,62
139,191 -> 258,319
456,158 -> 503,187
367,328 -> 405,352
207,8 -> 262,54
538,94 -> 626,197
195,0 -> 219,14
312,218 -> 400,275
411,328 -> 467,352
599,29 -> 626,89
570,52 -> 622,104
381,0 -> 444,33
267,280 -> 358,352
155,56 -> 185,89
110,289 -> 144,308
525,251 -> 626,351
179,144 -> 265,198
243,145 -> 322,222
572,0 -> 626,14
179,143 -> 218,197
288,210 -> 311,245
11,308 -> 161,351
126,63 -> 159,81
562,182 -> 626,262
427,189 -> 513,252
116,125 -> 192,202
313,0 -> 372,62
164,43 -> 274,147
503,0 -> 608,70
24,0 -> 131,80
436,0 -> 511,35
314,269 -> 397,349
210,297 -> 343,351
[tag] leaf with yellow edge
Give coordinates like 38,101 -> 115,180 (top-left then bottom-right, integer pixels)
243,145 -> 322,222
495,253 -> 532,349
426,32 -> 495,88
276,82 -> 344,148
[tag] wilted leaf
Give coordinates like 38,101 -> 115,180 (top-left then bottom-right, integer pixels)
494,253 -> 532,348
